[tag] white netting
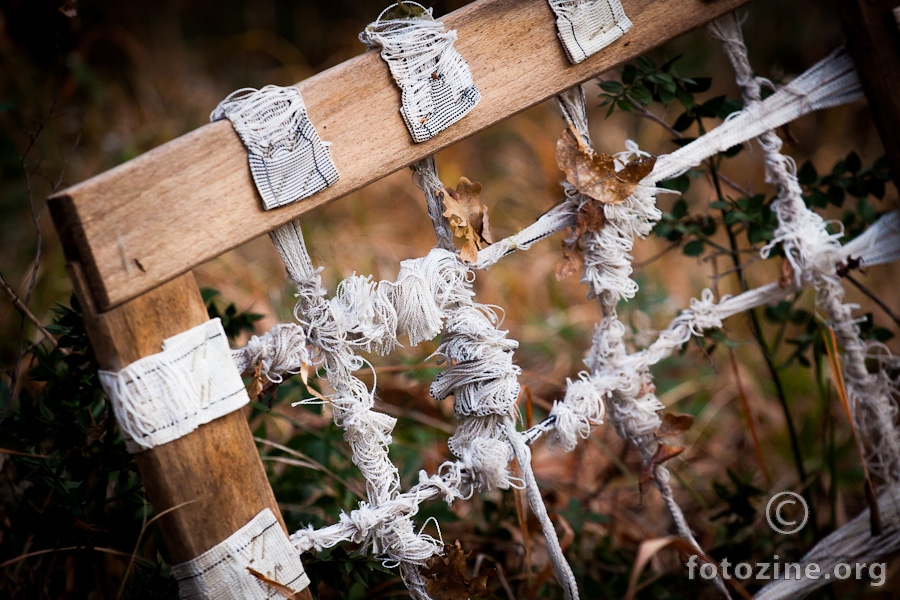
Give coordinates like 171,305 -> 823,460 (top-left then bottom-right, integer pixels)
212,85 -> 339,210
99,318 -> 250,453
360,3 -> 480,143
199,12 -> 899,600
548,0 -> 633,64
171,508 -> 310,599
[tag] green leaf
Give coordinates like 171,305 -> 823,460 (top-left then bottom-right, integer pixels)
844,151 -> 861,174
659,174 -> 690,193
797,160 -> 818,186
683,239 -> 705,256
660,54 -> 683,72
672,112 -> 694,132
629,85 -> 653,106
672,198 -> 688,219
827,185 -> 845,207
676,87 -> 695,111
685,77 -> 711,93
200,288 -> 220,303
621,64 -> 637,84
598,80 -> 624,93
658,85 -> 675,105
721,143 -> 743,158
636,55 -> 657,72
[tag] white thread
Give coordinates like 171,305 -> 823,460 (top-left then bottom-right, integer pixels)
233,323 -> 309,383
212,85 -> 339,209
710,13 -> 900,494
360,3 -> 480,143
548,0 -> 632,64
836,210 -> 900,268
171,508 -> 309,599
98,319 -> 249,453
218,27 -> 890,600
651,47 -> 863,183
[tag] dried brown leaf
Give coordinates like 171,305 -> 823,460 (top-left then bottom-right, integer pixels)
657,412 -> 695,438
554,201 -> 605,280
556,127 -> 656,204
779,257 -> 794,288
555,239 -> 583,281
248,362 -> 264,400
639,444 -> 685,494
442,177 -> 493,263
423,540 -> 492,600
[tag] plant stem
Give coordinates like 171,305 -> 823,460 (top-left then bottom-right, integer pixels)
845,273 -> 900,329
708,161 -> 808,487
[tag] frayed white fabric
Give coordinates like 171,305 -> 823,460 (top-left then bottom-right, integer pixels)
651,46 -> 862,183
360,3 -> 480,143
171,508 -> 309,599
212,85 -> 339,209
232,323 -> 310,384
99,319 -> 249,453
223,21 -> 890,600
548,0 -> 632,64
710,14 -> 900,498
837,210 -> 900,268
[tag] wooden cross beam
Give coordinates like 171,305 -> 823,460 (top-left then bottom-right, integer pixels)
49,0 -> 751,313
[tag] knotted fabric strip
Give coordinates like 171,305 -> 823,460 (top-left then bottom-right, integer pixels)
98,318 -> 249,453
212,85 -> 339,210
548,0 -> 632,64
171,508 -> 310,599
360,3 -> 480,143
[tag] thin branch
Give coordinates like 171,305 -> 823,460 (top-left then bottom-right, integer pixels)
0,270 -> 55,344
845,273 -> 900,330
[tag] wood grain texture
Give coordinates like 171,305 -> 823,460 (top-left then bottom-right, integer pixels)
838,0 -> 900,188
77,269 -> 311,597
49,0 -> 751,311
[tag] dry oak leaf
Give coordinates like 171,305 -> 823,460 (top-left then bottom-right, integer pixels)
555,200 -> 606,280
639,444 -> 685,495
423,540 -> 494,600
656,412 -> 695,438
442,177 -> 494,263
778,256 -> 795,289
556,126 -> 656,204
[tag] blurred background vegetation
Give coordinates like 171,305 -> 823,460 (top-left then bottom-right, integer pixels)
1,0 -> 899,598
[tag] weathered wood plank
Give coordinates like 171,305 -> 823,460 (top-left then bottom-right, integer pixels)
75,267 -> 311,597
838,0 -> 900,188
49,0 -> 751,311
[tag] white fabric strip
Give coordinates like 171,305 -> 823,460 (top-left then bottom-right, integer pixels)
360,3 -> 480,143
651,47 -> 863,183
212,85 -> 339,210
548,0 -> 632,64
99,318 -> 250,453
172,508 -> 310,599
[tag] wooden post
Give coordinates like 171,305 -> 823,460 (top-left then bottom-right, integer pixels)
838,0 -> 900,188
69,263 -> 312,598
